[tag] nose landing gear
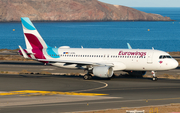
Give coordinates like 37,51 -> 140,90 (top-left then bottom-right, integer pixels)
152,71 -> 158,81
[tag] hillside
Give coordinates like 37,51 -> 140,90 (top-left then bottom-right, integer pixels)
0,0 -> 171,21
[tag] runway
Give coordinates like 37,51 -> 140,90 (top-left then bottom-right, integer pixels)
0,60 -> 179,112
0,74 -> 180,113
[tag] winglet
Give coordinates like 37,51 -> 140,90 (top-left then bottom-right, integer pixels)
127,43 -> 132,49
19,45 -> 29,59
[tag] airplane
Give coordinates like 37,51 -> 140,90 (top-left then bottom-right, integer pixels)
19,17 -> 179,81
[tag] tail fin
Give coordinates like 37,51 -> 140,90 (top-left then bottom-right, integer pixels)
21,17 -> 48,60
21,17 -> 47,49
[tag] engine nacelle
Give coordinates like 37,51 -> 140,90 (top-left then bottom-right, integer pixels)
93,66 -> 113,78
127,71 -> 146,77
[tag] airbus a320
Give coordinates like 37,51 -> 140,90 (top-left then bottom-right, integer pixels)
19,17 -> 178,81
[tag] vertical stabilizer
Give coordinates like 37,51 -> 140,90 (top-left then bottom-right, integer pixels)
21,17 -> 48,59
21,17 -> 47,49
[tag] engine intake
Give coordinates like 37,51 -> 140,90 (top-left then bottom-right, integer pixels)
93,66 -> 113,78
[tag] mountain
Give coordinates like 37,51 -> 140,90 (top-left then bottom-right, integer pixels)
0,0 -> 171,21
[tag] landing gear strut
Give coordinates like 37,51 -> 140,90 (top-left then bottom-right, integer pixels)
83,68 -> 93,80
152,71 -> 158,81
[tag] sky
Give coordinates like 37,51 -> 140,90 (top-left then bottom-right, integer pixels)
98,0 -> 180,7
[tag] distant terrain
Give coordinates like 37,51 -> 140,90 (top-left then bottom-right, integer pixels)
0,0 -> 171,22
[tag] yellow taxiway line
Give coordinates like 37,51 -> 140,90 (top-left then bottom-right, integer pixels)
0,90 -> 108,96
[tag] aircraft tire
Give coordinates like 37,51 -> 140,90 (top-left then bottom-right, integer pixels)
152,77 -> 158,81
83,74 -> 92,80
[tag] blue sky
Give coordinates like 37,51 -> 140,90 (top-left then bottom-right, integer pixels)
98,0 -> 180,7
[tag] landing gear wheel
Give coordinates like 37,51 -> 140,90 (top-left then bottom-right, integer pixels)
88,75 -> 92,80
83,74 -> 92,80
84,74 -> 89,80
152,77 -> 158,81
152,71 -> 158,81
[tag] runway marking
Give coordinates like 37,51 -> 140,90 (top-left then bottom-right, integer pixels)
98,86 -> 180,91
0,90 -> 108,96
71,80 -> 108,92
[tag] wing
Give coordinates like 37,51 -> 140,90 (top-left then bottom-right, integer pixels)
38,59 -> 114,66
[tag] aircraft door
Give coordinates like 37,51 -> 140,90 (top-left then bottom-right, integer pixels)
147,52 -> 154,64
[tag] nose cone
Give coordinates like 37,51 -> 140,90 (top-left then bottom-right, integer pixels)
171,59 -> 179,69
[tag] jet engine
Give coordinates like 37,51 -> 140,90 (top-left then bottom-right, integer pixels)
92,66 -> 113,78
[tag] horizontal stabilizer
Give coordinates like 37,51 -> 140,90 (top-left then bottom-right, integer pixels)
19,45 -> 29,59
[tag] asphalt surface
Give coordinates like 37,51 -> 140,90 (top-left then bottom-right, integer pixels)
0,60 -> 179,113
0,74 -> 180,113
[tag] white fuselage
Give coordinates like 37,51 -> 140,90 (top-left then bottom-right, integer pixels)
40,48 -> 178,71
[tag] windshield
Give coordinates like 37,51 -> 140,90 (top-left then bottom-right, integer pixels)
159,55 -> 172,59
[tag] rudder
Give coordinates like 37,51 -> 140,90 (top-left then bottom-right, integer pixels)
21,17 -> 47,49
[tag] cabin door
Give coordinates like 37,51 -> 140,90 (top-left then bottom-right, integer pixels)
147,52 -> 154,64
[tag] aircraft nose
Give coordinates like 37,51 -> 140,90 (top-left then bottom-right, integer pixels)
172,59 -> 179,69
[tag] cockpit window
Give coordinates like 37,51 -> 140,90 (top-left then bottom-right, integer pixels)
159,56 -> 163,59
159,55 -> 172,59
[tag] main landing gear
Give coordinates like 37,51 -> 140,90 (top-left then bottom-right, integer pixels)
83,74 -> 92,80
152,71 -> 158,81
